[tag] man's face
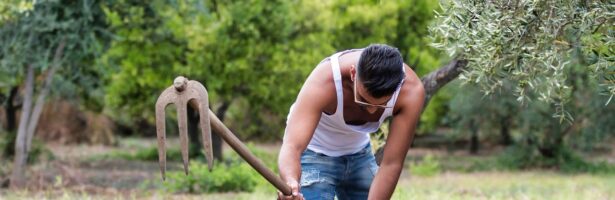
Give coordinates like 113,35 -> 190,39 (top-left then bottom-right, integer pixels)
351,65 -> 394,114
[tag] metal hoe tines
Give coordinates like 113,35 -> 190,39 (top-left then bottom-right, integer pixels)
155,76 -> 291,195
155,76 -> 213,180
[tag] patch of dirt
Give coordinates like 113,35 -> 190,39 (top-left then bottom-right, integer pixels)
14,139 -> 183,195
4,136 -> 613,199
25,159 -> 163,191
46,143 -> 117,160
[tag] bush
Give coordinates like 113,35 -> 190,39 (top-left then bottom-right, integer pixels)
163,161 -> 261,193
0,131 -> 15,160
0,133 -> 53,164
112,142 -> 275,193
409,154 -> 441,177
28,139 -> 54,163
107,146 -> 201,162
232,142 -> 279,170
157,143 -> 276,193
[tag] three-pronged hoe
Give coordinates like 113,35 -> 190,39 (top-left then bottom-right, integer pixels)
155,76 -> 291,195
155,76 -> 213,180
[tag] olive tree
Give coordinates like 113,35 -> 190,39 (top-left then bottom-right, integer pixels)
429,0 -> 613,121
0,0 -> 108,187
403,0 -> 614,164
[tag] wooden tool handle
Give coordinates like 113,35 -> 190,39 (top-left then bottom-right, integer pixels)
208,110 -> 292,195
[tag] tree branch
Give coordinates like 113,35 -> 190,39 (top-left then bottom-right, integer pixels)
25,40 -> 66,152
420,59 -> 468,108
376,59 -> 468,165
10,64 -> 34,188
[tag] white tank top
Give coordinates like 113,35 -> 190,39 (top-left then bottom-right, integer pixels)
287,51 -> 403,157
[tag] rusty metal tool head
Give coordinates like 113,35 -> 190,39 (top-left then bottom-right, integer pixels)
155,76 -> 213,180
155,76 -> 292,195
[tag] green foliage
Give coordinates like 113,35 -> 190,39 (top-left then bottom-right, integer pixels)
100,0 -> 187,125
101,140 -> 277,172
0,131 -> 15,159
100,140 -> 277,193
419,88 -> 454,134
108,146 -> 178,161
0,0 -> 111,114
0,0 -> 33,25
102,0 -> 311,135
326,0 -> 446,134
446,58 -> 614,164
409,154 -> 441,177
235,143 -> 279,170
370,120 -> 388,153
104,144 -> 205,162
445,80 -> 518,145
430,0 -> 614,121
163,162 -> 260,193
100,0 -> 444,139
27,138 -> 54,164
0,132 -> 54,163
106,141 -> 275,194
419,148 -> 615,174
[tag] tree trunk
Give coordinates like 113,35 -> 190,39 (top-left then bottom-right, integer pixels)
2,86 -> 19,158
10,41 -> 64,188
375,59 -> 468,164
187,105 -> 202,158
213,100 -> 231,161
10,65 -> 34,188
421,59 -> 468,108
469,119 -> 479,154
538,119 -> 577,159
500,117 -> 512,146
24,40 -> 64,153
5,86 -> 19,131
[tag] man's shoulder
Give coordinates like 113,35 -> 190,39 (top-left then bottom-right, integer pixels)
293,59 -> 338,112
300,59 -> 337,98
306,60 -> 334,87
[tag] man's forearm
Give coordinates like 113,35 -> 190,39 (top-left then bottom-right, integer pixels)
367,163 -> 403,200
278,144 -> 302,184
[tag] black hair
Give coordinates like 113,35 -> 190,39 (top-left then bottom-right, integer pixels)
356,44 -> 405,98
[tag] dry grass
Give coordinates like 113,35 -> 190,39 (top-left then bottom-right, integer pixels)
1,138 -> 614,200
393,171 -> 615,200
2,171 -> 613,200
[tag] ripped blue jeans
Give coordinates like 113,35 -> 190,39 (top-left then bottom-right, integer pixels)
300,144 -> 378,200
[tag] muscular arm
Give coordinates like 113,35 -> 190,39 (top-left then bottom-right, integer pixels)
368,78 -> 425,200
278,62 -> 335,193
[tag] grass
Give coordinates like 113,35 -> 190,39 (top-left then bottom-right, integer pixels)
2,171 -> 614,200
2,137 -> 614,199
393,171 -> 615,200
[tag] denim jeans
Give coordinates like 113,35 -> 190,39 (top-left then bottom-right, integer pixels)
299,144 -> 378,200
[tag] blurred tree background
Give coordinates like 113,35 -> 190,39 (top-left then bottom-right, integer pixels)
431,0 -> 614,169
0,0 -> 613,191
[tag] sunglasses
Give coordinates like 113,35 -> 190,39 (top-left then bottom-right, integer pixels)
353,78 -> 395,109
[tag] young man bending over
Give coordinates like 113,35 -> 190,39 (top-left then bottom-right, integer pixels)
278,44 -> 425,200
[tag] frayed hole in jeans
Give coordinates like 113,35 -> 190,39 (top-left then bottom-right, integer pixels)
300,169 -> 320,187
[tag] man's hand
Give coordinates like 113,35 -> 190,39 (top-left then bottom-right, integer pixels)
277,179 -> 303,200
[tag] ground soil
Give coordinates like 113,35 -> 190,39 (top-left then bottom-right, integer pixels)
0,137 -> 613,199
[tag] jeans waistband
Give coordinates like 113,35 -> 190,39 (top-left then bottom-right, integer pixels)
305,143 -> 372,158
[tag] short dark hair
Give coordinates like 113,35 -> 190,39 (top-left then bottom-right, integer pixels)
357,44 -> 405,98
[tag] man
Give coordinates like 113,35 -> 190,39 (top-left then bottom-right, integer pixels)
278,44 -> 424,200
